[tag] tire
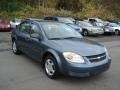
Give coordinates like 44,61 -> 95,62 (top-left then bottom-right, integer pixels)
12,40 -> 21,54
82,30 -> 88,36
115,30 -> 119,35
44,55 -> 60,79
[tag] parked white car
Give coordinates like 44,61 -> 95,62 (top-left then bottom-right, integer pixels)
10,19 -> 22,28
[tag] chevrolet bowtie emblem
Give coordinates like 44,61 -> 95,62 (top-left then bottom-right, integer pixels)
97,57 -> 101,59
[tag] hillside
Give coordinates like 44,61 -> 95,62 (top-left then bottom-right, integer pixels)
0,0 -> 120,19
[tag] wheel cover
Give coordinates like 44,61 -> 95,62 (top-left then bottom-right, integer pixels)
45,59 -> 55,76
84,31 -> 87,36
12,42 -> 17,53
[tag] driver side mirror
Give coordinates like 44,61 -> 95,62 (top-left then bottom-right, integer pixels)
31,33 -> 39,38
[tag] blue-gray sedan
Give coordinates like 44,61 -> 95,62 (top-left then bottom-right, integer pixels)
11,20 -> 111,79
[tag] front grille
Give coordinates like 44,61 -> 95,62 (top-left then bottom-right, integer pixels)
86,53 -> 106,63
75,29 -> 80,31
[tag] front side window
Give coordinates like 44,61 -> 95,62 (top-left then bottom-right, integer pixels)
30,23 -> 40,34
19,22 -> 30,33
40,22 -> 82,39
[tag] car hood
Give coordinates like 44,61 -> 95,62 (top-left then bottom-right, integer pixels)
48,38 -> 105,56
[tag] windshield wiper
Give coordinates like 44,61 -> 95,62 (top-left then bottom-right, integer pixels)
63,37 -> 81,39
49,37 -> 81,40
49,38 -> 64,40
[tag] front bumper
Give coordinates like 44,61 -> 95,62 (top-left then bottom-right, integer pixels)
63,58 -> 111,77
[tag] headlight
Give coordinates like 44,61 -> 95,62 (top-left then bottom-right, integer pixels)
104,47 -> 109,56
63,52 -> 85,63
7,25 -> 10,28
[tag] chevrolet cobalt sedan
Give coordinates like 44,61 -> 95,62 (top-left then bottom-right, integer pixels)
11,20 -> 111,79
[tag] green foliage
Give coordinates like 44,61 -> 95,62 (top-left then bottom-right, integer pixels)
0,0 -> 119,19
57,0 -> 83,12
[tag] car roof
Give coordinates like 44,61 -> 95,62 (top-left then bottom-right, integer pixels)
25,18 -> 43,21
24,19 -> 63,23
45,16 -> 72,18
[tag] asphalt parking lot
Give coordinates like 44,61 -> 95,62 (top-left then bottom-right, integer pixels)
0,32 -> 120,90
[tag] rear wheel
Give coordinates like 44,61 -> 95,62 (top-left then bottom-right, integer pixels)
44,55 -> 60,79
12,40 -> 21,54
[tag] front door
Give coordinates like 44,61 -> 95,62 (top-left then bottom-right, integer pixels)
27,22 -> 43,61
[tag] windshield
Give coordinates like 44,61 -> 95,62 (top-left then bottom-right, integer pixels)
78,21 -> 93,26
40,22 -> 82,39
58,17 -> 74,24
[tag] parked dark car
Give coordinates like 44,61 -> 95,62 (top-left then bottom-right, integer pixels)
44,16 -> 82,33
0,19 -> 11,31
11,20 -> 111,79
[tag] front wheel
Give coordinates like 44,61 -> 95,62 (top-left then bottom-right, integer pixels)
44,55 -> 60,79
115,30 -> 119,35
82,30 -> 88,36
12,40 -> 21,54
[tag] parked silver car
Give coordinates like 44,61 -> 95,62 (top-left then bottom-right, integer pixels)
91,22 -> 114,35
76,21 -> 104,36
104,23 -> 120,35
